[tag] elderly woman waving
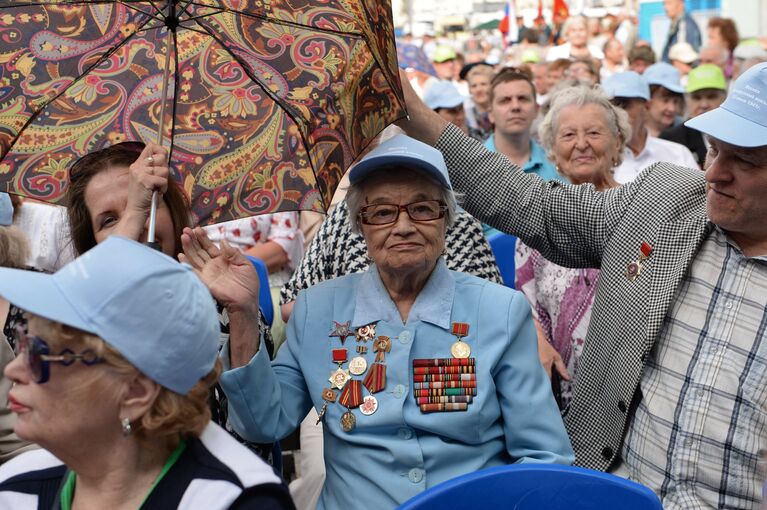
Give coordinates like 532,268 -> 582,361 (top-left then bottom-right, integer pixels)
202,135 -> 574,510
0,238 -> 294,509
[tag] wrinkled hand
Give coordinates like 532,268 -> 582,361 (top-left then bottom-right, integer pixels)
535,321 -> 571,381
179,227 -> 260,314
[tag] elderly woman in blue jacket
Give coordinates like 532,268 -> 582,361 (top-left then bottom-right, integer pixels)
188,135 -> 574,510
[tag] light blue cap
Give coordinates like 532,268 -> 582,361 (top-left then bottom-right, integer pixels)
602,71 -> 650,101
350,134 -> 452,189
0,236 -> 219,394
423,81 -> 464,110
0,193 -> 12,226
643,62 -> 685,94
686,62 -> 767,147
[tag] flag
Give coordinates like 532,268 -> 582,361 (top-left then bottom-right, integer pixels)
553,0 -> 569,20
498,0 -> 518,47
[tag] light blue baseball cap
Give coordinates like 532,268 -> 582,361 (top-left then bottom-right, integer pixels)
0,236 -> 219,394
423,81 -> 465,110
349,134 -> 452,189
602,71 -> 650,101
643,62 -> 685,94
0,193 -> 12,226
686,62 -> 767,147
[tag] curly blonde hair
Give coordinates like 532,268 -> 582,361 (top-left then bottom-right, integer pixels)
29,315 -> 219,448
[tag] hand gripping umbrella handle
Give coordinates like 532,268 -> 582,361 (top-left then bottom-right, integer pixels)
146,4 -> 174,252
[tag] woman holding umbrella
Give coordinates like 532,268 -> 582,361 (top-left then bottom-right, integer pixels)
62,141 -> 276,462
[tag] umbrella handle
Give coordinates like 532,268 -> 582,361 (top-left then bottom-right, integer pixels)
146,191 -> 160,251
147,3 -> 174,248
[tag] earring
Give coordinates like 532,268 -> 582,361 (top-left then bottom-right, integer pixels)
121,417 -> 132,436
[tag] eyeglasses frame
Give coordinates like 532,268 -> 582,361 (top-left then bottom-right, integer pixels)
358,200 -> 448,226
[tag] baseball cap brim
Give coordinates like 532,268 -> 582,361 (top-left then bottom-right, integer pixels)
0,268 -> 92,333
685,106 -> 767,147
653,82 -> 686,94
350,154 -> 451,189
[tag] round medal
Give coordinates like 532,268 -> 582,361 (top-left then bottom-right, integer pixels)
340,410 -> 356,432
451,340 -> 471,359
360,395 -> 378,416
349,356 -> 368,376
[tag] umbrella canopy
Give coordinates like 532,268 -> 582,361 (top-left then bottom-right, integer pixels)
0,1 -> 404,225
396,42 -> 437,77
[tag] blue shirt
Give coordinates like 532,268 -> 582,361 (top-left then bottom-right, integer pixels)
220,259 -> 574,510
483,136 -> 562,237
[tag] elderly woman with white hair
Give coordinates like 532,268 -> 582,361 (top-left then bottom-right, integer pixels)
547,16 -> 605,62
198,134 -> 574,510
515,84 -> 631,406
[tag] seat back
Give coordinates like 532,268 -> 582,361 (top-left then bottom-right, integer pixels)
396,464 -> 662,510
246,256 -> 274,326
487,232 -> 517,288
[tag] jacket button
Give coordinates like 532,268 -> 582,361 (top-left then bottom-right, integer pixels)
618,400 -> 627,413
601,447 -> 613,460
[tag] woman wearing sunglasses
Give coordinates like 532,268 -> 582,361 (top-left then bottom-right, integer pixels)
0,237 -> 294,509
195,135 -> 573,510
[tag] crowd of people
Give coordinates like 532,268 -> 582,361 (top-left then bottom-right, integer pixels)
0,1 -> 766,509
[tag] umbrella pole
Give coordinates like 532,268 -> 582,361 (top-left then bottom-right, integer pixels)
147,6 -> 174,246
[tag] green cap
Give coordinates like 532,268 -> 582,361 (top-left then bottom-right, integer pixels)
686,64 -> 727,93
521,49 -> 540,63
432,45 -> 457,63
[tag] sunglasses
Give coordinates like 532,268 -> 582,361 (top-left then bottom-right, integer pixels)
14,326 -> 102,384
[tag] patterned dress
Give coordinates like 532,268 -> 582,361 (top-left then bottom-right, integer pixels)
514,239 -> 600,408
279,202 -> 502,305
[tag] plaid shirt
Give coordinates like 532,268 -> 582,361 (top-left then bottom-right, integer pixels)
621,228 -> 767,508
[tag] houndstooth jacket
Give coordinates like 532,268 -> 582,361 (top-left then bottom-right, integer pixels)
436,124 -> 711,471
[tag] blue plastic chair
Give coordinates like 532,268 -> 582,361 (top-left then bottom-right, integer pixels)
396,464 -> 663,510
487,232 -> 517,289
245,255 -> 273,326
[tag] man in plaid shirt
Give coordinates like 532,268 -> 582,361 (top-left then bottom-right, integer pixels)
396,63 -> 767,508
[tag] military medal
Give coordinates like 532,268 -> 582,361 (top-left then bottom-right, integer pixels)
329,348 -> 351,389
626,242 -> 653,282
360,395 -> 378,416
340,409 -> 356,432
330,321 -> 353,344
356,323 -> 376,342
339,380 -> 363,408
450,322 -> 471,359
349,356 -> 368,376
316,388 -> 338,424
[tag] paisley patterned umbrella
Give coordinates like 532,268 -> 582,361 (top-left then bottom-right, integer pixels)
0,1 -> 404,225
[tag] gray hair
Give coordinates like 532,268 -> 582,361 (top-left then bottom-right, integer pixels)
562,16 -> 587,41
345,169 -> 459,235
538,84 -> 632,167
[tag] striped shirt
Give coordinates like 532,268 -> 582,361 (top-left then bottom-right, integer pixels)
620,227 -> 767,508
0,423 -> 294,510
